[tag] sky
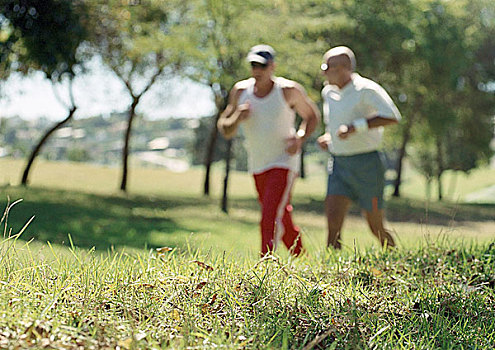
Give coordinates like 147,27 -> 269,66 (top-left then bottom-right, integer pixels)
0,57 -> 217,121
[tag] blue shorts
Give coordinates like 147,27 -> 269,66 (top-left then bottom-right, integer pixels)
327,151 -> 385,211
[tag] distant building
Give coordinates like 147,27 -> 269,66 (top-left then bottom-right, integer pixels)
148,137 -> 170,151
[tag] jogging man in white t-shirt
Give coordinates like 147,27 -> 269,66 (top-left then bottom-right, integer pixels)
218,44 -> 319,256
317,46 -> 401,249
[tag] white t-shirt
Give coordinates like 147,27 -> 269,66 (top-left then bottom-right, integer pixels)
322,73 -> 401,156
237,77 -> 299,174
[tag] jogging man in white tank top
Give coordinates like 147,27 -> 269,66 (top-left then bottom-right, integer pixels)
218,44 -> 319,256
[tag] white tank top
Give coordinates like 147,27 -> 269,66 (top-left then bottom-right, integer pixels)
238,77 -> 300,174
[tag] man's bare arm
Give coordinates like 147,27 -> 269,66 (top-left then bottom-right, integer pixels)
217,85 -> 249,140
284,83 -> 320,154
290,84 -> 320,139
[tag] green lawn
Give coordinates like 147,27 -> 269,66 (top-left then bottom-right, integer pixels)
2,157 -> 494,201
0,157 -> 494,349
1,157 -> 494,255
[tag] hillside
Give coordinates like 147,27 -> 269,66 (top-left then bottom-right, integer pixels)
0,114 -> 199,169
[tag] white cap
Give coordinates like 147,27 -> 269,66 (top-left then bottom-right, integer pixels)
322,46 -> 356,70
246,44 -> 275,64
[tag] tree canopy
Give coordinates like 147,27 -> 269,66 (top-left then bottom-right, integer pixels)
1,0 -> 88,79
1,0 -> 493,198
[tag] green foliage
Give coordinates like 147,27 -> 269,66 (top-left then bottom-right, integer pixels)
83,0 -> 197,190
0,0 -> 88,79
397,0 -> 495,197
66,147 -> 90,163
86,0 -> 187,75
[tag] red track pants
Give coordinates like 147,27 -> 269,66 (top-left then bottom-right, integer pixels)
253,168 -> 302,256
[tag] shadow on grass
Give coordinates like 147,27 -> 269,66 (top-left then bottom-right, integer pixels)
2,185 -> 493,251
1,186 -> 220,251
231,196 -> 495,226
384,198 -> 495,225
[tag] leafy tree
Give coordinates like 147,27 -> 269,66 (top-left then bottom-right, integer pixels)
186,0 -> 249,203
86,0 -> 189,191
408,0 -> 494,200
1,0 -> 85,76
1,0 -> 89,185
66,147 -> 90,162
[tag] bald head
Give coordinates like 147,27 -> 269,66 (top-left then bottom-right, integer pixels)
322,46 -> 356,71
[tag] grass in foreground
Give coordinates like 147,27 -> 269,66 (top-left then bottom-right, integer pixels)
0,158 -> 493,348
0,234 -> 493,349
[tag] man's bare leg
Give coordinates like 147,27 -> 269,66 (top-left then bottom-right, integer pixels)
325,195 -> 352,249
364,209 -> 395,248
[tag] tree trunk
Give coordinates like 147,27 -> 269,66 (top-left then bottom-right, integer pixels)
21,106 -> 77,185
392,130 -> 409,197
436,139 -> 444,201
115,64 -> 163,192
300,146 -> 306,179
426,178 -> 431,201
393,114 -> 415,197
221,139 -> 232,213
120,99 -> 139,192
203,93 -> 227,196
437,172 -> 443,201
203,113 -> 220,196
